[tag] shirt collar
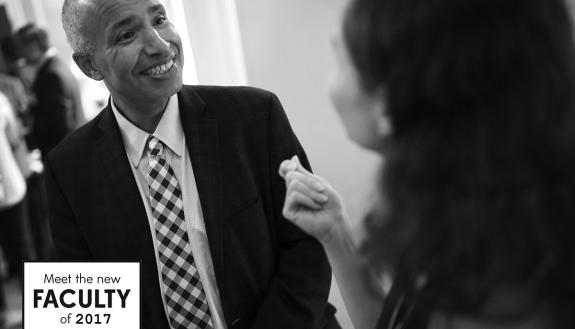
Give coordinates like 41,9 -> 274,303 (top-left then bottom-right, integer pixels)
110,94 -> 183,167
45,47 -> 58,59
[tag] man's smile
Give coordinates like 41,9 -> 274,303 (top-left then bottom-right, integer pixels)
141,58 -> 175,76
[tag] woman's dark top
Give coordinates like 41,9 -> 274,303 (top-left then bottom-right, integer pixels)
375,274 -> 574,329
376,273 -> 430,329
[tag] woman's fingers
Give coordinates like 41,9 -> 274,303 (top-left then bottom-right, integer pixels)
291,155 -> 321,180
281,156 -> 326,191
278,159 -> 297,179
278,156 -> 348,241
280,156 -> 336,225
285,170 -> 328,202
283,190 -> 323,220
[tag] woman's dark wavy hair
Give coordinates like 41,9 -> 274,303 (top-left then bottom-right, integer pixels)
345,0 -> 575,320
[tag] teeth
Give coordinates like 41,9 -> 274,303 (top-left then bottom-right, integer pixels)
143,59 -> 174,75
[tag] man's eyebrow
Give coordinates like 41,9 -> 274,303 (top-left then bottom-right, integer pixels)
148,4 -> 165,15
107,4 -> 165,34
109,16 -> 136,33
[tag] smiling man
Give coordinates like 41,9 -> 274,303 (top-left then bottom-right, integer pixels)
44,0 -> 339,328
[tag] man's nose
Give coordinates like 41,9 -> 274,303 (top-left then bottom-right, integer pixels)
142,28 -> 171,56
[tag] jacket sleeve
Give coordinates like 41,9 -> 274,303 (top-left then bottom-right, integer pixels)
248,92 -> 336,329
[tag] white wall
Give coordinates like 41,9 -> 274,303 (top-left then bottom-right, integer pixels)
235,1 -> 381,328
182,0 -> 247,85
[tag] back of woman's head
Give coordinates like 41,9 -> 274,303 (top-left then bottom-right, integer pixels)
346,0 -> 575,320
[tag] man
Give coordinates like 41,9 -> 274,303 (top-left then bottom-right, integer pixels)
16,24 -> 85,159
45,0 -> 339,328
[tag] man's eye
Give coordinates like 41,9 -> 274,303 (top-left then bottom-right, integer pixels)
116,31 -> 135,43
154,15 -> 167,26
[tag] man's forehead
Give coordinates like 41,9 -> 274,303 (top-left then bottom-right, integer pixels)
86,0 -> 164,28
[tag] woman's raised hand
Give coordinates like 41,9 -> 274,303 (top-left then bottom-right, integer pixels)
279,155 -> 348,245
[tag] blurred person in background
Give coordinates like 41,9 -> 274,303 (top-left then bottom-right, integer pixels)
0,90 -> 35,327
13,24 -> 87,260
280,0 -> 575,328
16,23 -> 85,160
0,68 -> 30,123
1,33 -> 52,261
1,35 -> 35,145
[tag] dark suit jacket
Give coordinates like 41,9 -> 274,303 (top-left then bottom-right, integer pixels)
45,86 -> 339,329
31,55 -> 84,156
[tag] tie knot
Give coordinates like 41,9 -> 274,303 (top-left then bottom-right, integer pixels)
147,136 -> 164,157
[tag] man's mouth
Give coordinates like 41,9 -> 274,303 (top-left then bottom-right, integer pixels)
142,59 -> 175,76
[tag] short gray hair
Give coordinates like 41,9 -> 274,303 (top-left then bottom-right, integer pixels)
62,0 -> 95,54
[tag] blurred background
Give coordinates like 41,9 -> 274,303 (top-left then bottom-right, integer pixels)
0,0 -> 404,328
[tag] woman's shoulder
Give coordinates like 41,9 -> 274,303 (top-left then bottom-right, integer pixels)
375,275 -> 569,329
429,306 -> 553,329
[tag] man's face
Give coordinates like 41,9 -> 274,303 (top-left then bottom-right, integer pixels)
86,0 -> 183,108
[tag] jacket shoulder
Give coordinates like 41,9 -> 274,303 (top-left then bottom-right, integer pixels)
185,85 -> 274,101
45,109 -> 105,165
182,85 -> 282,121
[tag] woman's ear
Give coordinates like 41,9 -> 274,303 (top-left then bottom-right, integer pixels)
72,53 -> 103,81
371,86 -> 392,137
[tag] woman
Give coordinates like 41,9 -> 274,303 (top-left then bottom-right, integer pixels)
279,0 -> 575,328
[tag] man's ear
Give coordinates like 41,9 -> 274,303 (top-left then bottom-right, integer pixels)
72,53 -> 103,81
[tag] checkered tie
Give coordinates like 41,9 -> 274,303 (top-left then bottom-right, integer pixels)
146,136 -> 213,329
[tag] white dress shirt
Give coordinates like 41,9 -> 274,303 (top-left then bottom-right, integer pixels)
111,95 -> 227,329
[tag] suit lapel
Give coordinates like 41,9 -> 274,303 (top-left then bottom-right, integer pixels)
178,87 -> 225,295
95,105 -> 155,258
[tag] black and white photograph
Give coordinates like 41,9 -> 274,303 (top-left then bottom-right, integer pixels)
0,0 -> 574,328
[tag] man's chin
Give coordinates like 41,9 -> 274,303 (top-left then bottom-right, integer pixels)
167,80 -> 183,97
152,78 -> 183,96
175,80 -> 184,92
